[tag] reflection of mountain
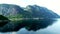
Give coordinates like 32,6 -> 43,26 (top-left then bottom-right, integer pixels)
0,4 -> 60,32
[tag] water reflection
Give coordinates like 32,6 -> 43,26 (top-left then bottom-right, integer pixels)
0,19 -> 60,34
0,18 -> 56,32
17,19 -> 60,34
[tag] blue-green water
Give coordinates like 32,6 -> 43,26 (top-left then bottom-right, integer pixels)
0,19 -> 60,34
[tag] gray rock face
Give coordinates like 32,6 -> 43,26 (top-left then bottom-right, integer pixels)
0,4 -> 23,16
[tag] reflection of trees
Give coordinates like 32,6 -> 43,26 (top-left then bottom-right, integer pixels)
0,15 -> 10,27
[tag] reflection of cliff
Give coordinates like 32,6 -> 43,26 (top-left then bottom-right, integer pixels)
0,4 -> 60,32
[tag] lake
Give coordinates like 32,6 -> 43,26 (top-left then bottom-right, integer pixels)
0,19 -> 60,34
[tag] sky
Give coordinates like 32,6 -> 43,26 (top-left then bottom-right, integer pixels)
0,0 -> 60,15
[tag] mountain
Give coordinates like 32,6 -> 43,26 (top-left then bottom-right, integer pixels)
24,5 -> 60,18
0,4 -> 60,32
0,4 -> 24,19
0,4 -> 60,18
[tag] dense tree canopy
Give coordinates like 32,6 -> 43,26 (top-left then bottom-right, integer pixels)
0,15 -> 10,27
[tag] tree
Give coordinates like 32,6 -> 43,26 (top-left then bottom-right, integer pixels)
0,15 -> 10,27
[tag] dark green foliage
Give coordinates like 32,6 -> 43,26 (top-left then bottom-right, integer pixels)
0,15 -> 10,27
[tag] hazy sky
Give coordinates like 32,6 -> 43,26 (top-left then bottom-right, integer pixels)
0,0 -> 60,15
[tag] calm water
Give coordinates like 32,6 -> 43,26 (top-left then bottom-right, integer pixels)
0,19 -> 60,34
